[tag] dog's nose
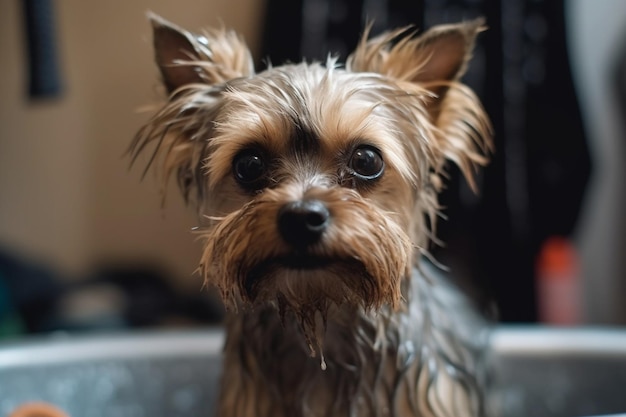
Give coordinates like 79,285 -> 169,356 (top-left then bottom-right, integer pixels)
278,199 -> 330,248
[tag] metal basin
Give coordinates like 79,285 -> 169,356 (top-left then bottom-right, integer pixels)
0,327 -> 625,417
489,327 -> 626,417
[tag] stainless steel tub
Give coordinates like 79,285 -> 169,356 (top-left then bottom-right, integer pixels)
489,327 -> 626,417
1,327 -> 625,417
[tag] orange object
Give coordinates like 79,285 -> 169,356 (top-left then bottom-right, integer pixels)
536,236 -> 581,324
9,402 -> 70,417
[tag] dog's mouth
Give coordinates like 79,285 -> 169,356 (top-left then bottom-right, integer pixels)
273,254 -> 335,270
243,254 -> 362,301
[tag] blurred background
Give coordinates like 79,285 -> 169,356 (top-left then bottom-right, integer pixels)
0,0 -> 624,339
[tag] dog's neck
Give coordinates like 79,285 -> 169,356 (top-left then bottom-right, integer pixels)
227,298 -> 384,369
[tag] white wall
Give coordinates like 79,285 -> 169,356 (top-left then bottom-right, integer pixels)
0,1 -> 265,288
567,0 -> 626,323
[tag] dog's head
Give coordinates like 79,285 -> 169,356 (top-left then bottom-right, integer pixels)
132,14 -> 491,339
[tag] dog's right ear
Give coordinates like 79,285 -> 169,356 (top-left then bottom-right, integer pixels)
149,12 -> 255,93
129,14 -> 255,203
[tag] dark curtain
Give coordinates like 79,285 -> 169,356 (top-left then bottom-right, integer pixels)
260,0 -> 591,322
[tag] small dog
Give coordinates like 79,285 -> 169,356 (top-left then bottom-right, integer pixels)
131,13 -> 492,417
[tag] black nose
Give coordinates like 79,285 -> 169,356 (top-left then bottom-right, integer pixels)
277,199 -> 330,248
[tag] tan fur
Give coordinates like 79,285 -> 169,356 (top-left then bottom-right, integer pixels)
131,14 -> 493,417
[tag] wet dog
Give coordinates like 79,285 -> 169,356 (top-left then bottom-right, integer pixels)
131,14 -> 492,417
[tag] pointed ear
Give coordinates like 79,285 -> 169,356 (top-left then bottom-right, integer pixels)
348,19 -> 492,192
347,18 -> 485,97
148,12 -> 255,93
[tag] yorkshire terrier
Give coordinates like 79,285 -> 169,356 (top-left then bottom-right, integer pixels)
131,13 -> 493,417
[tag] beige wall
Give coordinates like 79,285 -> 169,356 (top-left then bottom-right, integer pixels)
0,1 -> 265,288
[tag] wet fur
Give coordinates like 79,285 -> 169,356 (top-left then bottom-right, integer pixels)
131,14 -> 492,417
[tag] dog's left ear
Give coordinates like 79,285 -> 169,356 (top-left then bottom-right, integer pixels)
149,12 -> 255,93
348,19 -> 492,190
347,18 -> 485,109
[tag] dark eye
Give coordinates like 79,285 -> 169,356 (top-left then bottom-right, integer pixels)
233,149 -> 267,188
349,146 -> 384,180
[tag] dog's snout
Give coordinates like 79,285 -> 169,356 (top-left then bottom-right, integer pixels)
278,199 -> 330,248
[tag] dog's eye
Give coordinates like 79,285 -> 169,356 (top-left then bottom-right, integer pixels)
233,150 -> 267,188
350,146 -> 384,180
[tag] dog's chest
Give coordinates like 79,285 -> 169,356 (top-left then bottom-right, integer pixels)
220,309 -> 406,417
217,270 -> 486,417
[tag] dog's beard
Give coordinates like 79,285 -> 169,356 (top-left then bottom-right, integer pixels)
199,186 -> 413,356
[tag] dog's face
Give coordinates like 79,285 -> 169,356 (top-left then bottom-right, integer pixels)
132,15 -> 491,338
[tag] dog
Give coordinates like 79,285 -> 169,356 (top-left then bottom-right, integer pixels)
130,13 -> 493,417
